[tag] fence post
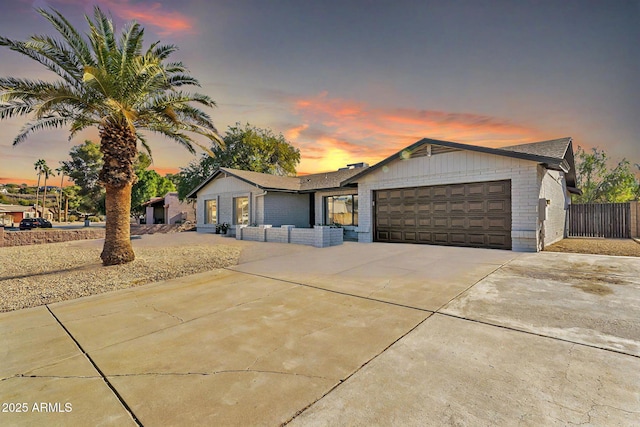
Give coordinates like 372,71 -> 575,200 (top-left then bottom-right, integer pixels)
631,201 -> 638,238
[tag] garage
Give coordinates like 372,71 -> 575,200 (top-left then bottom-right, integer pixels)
374,180 -> 512,249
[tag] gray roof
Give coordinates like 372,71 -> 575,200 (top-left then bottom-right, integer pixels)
501,138 -> 571,160
186,166 -> 367,198
299,168 -> 363,191
0,204 -> 35,213
219,168 -> 301,191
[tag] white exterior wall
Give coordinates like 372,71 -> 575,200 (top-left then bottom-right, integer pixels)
356,150 -> 543,251
164,193 -> 194,224
538,167 -> 570,247
195,175 -> 256,233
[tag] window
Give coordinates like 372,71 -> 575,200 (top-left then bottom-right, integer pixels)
234,197 -> 249,225
205,199 -> 217,224
325,195 -> 358,226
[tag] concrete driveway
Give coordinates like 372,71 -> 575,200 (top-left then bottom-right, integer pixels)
1,238 -> 639,426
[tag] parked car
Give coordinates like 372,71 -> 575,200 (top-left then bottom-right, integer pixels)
19,218 -> 53,230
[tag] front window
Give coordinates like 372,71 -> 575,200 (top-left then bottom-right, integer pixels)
325,195 -> 358,226
234,197 -> 249,225
205,199 -> 217,224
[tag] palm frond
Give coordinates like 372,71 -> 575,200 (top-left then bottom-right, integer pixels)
147,43 -> 178,60
118,22 -> 144,86
69,116 -> 99,139
0,101 -> 34,119
166,74 -> 200,87
14,116 -> 70,145
136,131 -> 153,158
37,8 -> 95,66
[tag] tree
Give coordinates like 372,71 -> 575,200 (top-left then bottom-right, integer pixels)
41,163 -> 53,218
130,153 -> 176,215
573,146 -> 640,203
177,123 -> 301,199
55,164 -> 70,221
61,140 -> 105,214
1,7 -> 220,264
34,159 -> 47,214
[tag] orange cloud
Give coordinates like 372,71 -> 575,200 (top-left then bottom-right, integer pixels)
287,92 -> 552,173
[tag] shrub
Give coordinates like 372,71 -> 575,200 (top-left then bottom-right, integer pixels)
88,216 -> 100,222
68,214 -> 78,222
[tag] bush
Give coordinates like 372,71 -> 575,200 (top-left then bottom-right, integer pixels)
68,214 -> 78,222
88,216 -> 100,222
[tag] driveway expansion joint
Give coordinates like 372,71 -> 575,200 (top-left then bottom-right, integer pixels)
45,305 -> 143,427
434,312 -> 640,360
225,268 -> 434,314
107,370 -> 334,381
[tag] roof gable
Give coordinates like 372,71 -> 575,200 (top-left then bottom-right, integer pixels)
344,137 -> 576,185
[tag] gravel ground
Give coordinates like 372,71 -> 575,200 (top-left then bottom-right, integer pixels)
544,238 -> 640,257
0,234 -> 241,313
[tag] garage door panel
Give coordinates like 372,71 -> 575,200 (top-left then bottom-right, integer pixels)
433,233 -> 449,243
417,232 -> 432,242
451,217 -> 466,228
488,181 -> 509,196
433,202 -> 448,212
488,217 -> 509,230
375,180 -> 511,250
433,217 -> 449,228
488,200 -> 510,212
450,233 -> 467,244
468,201 -> 485,212
390,231 -> 403,241
432,187 -> 448,198
403,231 -> 417,241
450,201 -> 465,213
450,185 -> 466,197
468,234 -> 486,245
488,234 -> 510,247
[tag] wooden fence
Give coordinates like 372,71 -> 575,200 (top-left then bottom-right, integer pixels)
567,203 -> 631,238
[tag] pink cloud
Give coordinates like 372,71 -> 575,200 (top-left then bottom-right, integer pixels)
287,92 -> 552,173
46,0 -> 195,35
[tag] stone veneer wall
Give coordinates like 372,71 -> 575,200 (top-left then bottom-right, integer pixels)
0,228 -> 105,247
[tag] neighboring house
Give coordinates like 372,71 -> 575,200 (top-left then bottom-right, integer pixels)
141,192 -> 195,225
0,204 -> 50,225
188,137 -> 579,252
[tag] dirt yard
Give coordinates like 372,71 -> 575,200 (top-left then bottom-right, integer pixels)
545,238 -> 640,257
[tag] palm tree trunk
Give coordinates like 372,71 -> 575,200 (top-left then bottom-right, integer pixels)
101,182 -> 135,265
99,123 -> 138,266
42,176 -> 48,219
35,174 -> 41,216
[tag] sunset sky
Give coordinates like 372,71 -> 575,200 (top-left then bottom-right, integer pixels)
1,0 -> 638,185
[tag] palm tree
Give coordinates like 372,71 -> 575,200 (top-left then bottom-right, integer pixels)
34,159 -> 47,216
56,165 -> 69,221
0,7 -> 221,265
41,163 -> 53,219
